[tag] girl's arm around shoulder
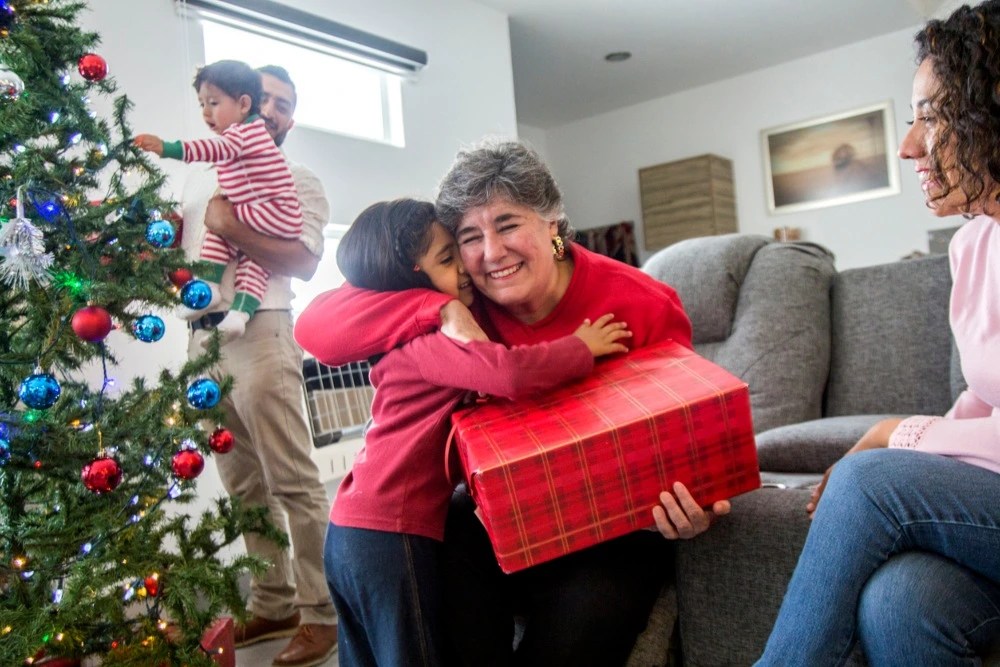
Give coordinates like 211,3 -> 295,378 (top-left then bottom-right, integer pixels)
293,283 -> 453,366
410,334 -> 594,400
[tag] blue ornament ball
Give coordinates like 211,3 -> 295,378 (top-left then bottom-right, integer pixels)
187,378 -> 221,410
132,314 -> 166,343
0,438 -> 9,466
145,220 -> 176,248
180,280 -> 213,310
19,373 -> 61,410
0,1 -> 16,33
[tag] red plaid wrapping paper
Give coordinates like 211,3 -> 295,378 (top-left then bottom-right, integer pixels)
159,616 -> 234,667
451,339 -> 761,573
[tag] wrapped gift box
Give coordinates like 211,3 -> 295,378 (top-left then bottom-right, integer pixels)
451,340 -> 760,573
201,616 -> 235,667
159,616 -> 234,667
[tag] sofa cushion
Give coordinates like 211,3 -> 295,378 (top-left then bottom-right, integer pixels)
643,235 -> 836,434
755,414 -> 898,473
643,234 -> 766,343
826,255 -> 955,417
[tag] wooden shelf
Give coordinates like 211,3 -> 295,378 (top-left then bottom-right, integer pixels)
639,154 -> 737,251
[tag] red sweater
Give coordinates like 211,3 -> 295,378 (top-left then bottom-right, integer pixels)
329,333 -> 593,540
295,245 -> 693,366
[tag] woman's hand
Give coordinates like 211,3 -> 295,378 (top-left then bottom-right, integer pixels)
806,417 -> 905,518
652,482 -> 730,539
133,134 -> 163,156
574,313 -> 632,357
440,300 -> 489,343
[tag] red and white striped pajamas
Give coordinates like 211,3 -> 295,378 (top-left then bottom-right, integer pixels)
181,117 -> 303,307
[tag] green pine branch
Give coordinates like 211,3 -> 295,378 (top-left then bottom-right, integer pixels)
0,1 -> 285,664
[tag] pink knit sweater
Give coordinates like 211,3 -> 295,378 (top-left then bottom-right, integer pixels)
889,216 -> 1000,473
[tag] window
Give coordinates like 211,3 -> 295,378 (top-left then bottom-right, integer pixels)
180,0 -> 424,147
200,20 -> 405,146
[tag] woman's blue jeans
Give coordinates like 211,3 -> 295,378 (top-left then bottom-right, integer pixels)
324,522 -> 448,667
757,449 -> 1000,666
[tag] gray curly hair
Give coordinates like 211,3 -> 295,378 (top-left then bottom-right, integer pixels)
435,138 -> 574,243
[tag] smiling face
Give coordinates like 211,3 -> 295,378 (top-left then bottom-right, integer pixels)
197,82 -> 251,135
259,72 -> 296,146
898,58 -> 995,217
454,198 -> 570,323
416,222 -> 474,306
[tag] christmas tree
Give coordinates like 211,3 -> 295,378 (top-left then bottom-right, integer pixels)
0,1 -> 281,664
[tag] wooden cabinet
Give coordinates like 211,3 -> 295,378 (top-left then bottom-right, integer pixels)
638,154 -> 737,251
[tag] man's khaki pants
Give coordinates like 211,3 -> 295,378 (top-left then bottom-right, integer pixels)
190,310 -> 336,625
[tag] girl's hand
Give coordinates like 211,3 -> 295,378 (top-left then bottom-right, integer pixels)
806,417 -> 905,518
574,313 -> 632,357
134,134 -> 164,156
440,300 -> 488,344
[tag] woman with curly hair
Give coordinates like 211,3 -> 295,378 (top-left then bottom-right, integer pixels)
756,2 -> 1000,665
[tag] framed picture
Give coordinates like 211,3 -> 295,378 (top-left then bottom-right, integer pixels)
762,101 -> 900,214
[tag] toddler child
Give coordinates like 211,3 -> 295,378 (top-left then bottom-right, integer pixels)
135,59 -> 302,342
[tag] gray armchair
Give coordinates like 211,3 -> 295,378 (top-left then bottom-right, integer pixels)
625,233 -> 974,666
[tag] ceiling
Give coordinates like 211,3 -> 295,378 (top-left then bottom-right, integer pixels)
473,0 -> 948,128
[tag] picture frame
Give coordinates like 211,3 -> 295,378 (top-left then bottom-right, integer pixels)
762,101 -> 900,214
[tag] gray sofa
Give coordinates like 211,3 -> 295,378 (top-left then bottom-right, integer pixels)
625,233 -> 965,666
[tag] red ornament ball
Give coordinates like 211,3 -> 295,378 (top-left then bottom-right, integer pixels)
168,267 -> 193,288
77,53 -> 108,82
208,427 -> 235,454
144,574 -> 159,597
71,305 -> 113,342
172,448 -> 204,480
81,455 -> 123,494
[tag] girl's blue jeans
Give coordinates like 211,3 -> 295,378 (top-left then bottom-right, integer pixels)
324,522 -> 448,667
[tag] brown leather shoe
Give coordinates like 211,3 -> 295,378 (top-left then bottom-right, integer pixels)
272,623 -> 338,667
233,610 -> 301,648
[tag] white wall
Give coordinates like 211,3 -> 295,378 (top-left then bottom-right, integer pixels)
517,122 -> 550,159
77,0 -> 516,515
538,26 -> 952,270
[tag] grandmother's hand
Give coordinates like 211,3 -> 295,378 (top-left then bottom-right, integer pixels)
652,482 -> 730,539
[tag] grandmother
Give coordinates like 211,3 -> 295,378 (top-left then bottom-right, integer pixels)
296,139 -> 730,665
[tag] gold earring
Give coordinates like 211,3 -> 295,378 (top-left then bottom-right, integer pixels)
552,235 -> 566,260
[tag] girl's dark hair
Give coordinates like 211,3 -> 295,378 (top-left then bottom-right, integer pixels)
193,60 -> 261,116
337,199 -> 438,292
915,0 -> 1000,211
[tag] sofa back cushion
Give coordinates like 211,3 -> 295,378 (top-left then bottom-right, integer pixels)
826,254 -> 955,417
643,234 -> 836,434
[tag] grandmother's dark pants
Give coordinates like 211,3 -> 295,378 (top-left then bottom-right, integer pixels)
443,488 -> 670,667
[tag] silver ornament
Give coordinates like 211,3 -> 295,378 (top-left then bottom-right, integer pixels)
0,188 -> 54,288
0,65 -> 24,102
